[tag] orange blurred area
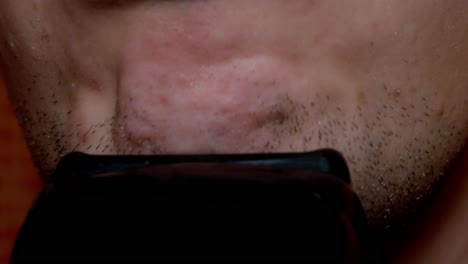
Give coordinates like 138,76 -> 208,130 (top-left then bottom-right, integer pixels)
0,75 -> 42,263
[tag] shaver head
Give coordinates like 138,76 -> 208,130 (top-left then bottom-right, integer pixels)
11,149 -> 367,263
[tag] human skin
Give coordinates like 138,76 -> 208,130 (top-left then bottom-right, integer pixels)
393,148 -> 468,263
0,0 -> 467,245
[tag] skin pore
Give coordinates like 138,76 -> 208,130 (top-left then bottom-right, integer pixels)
0,1 -> 467,257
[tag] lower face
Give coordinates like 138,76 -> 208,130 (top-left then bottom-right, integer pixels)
1,0 -> 467,225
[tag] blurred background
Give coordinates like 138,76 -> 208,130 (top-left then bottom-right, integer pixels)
0,74 -> 42,263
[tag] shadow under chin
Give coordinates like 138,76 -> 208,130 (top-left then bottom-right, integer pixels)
370,145 -> 468,263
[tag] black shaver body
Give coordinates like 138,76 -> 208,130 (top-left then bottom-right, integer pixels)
11,149 -> 367,263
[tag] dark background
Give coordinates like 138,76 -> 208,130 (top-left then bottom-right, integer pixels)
0,75 -> 42,263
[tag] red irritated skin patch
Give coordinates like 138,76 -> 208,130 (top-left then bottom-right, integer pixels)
115,2 -> 313,154
118,53 -> 301,154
